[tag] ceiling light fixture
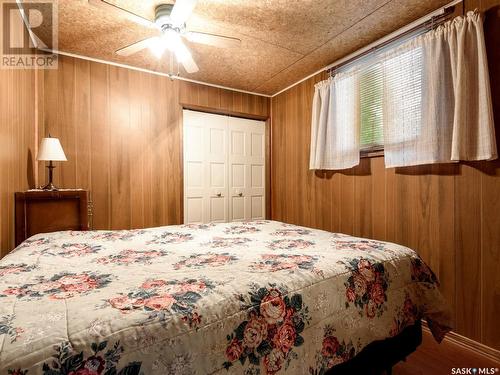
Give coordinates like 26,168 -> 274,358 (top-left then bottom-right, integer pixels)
88,0 -> 241,75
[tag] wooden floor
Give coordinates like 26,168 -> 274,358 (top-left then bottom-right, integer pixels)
394,330 -> 500,375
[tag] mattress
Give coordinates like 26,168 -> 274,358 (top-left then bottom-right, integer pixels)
0,220 -> 451,374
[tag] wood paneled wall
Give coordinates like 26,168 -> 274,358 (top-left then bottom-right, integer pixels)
39,57 -> 184,231
0,54 -> 269,258
179,80 -> 269,120
270,0 -> 500,351
0,11 -> 39,255
0,68 -> 38,256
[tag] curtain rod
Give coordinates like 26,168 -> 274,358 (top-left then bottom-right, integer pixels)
326,5 -> 457,76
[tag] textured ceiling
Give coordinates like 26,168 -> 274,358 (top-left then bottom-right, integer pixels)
29,0 -> 451,95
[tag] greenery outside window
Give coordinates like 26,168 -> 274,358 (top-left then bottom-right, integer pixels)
359,63 -> 384,153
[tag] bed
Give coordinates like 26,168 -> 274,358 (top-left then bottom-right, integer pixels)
0,220 -> 451,374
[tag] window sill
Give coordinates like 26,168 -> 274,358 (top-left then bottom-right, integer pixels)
360,148 -> 384,158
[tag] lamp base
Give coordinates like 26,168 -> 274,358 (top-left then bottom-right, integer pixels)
40,162 -> 59,191
40,181 -> 59,191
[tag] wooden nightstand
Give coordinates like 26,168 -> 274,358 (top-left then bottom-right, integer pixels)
15,190 -> 90,246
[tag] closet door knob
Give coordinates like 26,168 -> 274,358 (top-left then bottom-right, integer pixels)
238,192 -> 243,197
216,192 -> 222,197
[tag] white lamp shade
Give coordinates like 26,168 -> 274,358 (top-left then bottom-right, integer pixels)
37,138 -> 67,161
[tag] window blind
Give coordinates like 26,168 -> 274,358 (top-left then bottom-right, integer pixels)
354,45 -> 424,152
333,31 -> 425,153
382,47 -> 423,146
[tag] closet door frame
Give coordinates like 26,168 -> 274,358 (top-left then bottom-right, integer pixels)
181,107 -> 270,223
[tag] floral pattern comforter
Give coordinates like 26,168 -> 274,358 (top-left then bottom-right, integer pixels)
0,221 -> 451,375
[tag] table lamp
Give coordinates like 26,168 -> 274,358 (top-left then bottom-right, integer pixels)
37,135 -> 67,191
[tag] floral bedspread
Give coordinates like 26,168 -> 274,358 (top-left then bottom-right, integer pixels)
0,221 -> 451,375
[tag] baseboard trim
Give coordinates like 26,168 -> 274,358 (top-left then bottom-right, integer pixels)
422,323 -> 500,363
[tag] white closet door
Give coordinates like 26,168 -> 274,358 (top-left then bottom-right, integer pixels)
184,110 -> 229,223
228,117 -> 266,221
183,110 -> 265,224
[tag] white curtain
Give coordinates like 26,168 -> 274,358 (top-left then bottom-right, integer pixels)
309,70 -> 360,170
382,11 -> 497,168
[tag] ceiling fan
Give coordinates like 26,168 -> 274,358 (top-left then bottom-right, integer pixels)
88,0 -> 241,73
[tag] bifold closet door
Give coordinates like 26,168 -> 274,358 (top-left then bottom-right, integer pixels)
183,110 -> 266,224
184,110 -> 229,223
228,117 -> 266,221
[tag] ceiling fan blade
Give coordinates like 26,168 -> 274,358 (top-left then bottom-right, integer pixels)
185,31 -> 241,48
180,54 -> 199,74
116,37 -> 157,56
174,39 -> 199,73
170,0 -> 198,26
88,0 -> 155,28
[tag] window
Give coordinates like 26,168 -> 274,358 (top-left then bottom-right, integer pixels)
311,10 -> 496,170
356,46 -> 423,153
